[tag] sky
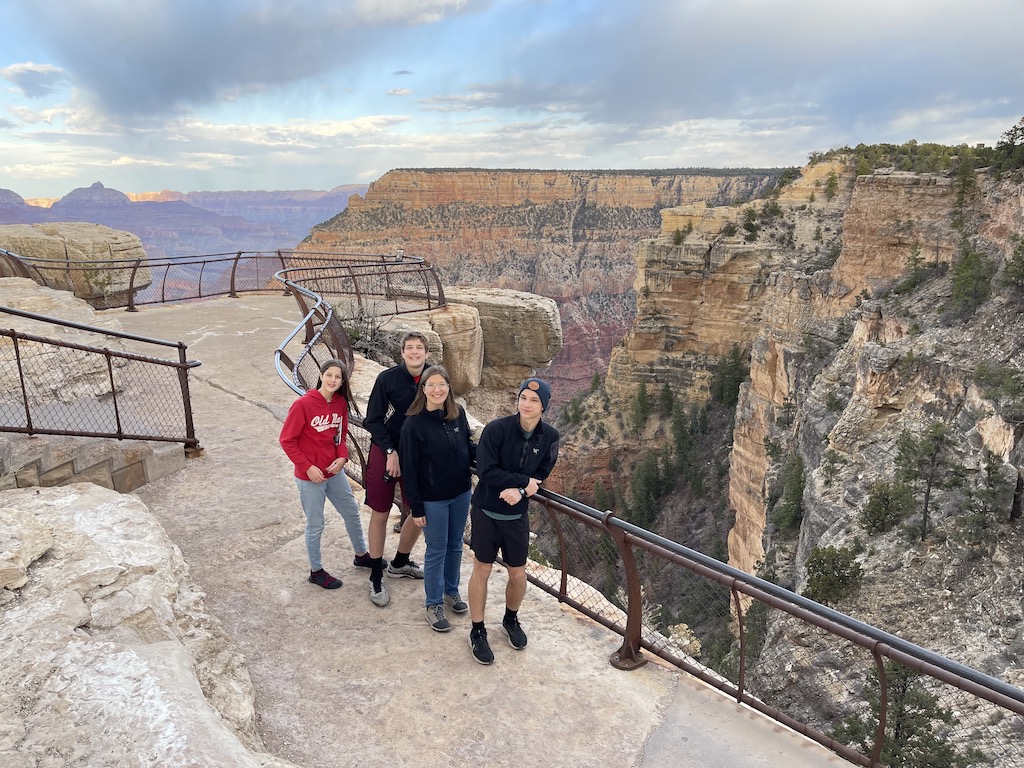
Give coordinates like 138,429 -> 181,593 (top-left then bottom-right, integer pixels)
0,0 -> 1021,200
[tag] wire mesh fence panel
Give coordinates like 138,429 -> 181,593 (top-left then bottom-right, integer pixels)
529,508 -> 627,628
0,333 -> 192,442
814,653 -> 1023,768
103,357 -> 190,439
634,553 -> 737,680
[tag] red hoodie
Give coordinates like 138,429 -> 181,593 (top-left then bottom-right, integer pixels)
279,388 -> 350,480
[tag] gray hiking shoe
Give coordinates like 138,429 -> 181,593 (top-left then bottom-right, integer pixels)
426,604 -> 452,632
444,592 -> 469,614
369,580 -> 390,607
387,559 -> 424,579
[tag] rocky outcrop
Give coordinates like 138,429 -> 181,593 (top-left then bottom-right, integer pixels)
446,287 -> 562,419
0,223 -> 153,308
302,168 -> 781,405
0,483 -> 297,767
368,288 -> 562,421
726,168 -> 975,576
831,170 -> 961,295
605,161 -> 851,405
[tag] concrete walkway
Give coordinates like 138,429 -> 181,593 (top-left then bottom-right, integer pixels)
110,295 -> 848,768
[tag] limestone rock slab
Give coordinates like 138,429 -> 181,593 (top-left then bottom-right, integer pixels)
0,483 -> 297,768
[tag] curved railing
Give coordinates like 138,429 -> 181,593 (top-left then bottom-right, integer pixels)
0,248 -> 445,317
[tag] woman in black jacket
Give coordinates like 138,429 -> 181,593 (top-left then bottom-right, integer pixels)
400,365 -> 476,632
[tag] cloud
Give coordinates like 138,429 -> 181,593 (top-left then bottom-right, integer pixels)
388,88 -> 413,96
351,0 -> 477,25
7,0 -> 482,119
443,0 -> 1024,146
0,62 -> 66,98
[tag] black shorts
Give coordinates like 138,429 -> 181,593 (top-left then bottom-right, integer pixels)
470,504 -> 529,568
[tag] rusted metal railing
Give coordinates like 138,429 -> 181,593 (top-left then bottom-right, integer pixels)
1,248 -> 445,321
526,490 -> 1024,767
0,305 -> 202,452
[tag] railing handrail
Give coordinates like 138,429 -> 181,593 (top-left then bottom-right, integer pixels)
0,303 -> 192,352
536,486 -> 1024,711
273,279 -> 334,396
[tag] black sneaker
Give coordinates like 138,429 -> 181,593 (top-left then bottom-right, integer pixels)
469,627 -> 494,665
502,616 -> 527,649
309,569 -> 342,589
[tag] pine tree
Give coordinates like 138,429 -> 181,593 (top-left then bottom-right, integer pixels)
895,423 -> 958,541
832,661 -> 985,767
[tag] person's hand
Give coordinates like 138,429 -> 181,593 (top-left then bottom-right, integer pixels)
500,487 -> 525,505
326,458 -> 346,475
413,516 -> 427,528
306,466 -> 325,483
525,478 -> 541,496
386,451 -> 401,478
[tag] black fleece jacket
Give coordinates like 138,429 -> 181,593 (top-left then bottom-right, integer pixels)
471,413 -> 559,516
363,364 -> 419,453
399,406 -> 476,517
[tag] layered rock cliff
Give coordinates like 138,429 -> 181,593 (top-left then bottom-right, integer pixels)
584,157 -> 1024,692
302,168 -> 783,406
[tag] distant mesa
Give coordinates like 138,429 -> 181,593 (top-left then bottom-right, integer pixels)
0,181 -> 370,258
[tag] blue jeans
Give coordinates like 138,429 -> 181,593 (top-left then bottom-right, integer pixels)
421,490 -> 471,607
296,473 -> 367,571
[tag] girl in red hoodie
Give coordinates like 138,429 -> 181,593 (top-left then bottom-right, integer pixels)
280,358 -> 370,589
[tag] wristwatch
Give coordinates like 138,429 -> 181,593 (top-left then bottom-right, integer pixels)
385,448 -> 394,455
518,487 -> 526,498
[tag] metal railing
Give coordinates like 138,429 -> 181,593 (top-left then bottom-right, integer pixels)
274,267 -> 1024,768
0,305 -> 201,451
526,492 -> 1024,767
0,248 -> 445,319
0,245 -> 444,462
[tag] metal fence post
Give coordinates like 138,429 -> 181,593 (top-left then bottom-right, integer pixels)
605,512 -> 648,670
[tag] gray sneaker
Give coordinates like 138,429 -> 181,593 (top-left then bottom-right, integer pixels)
369,580 -> 390,607
426,604 -> 452,632
444,592 -> 469,614
387,559 -> 424,579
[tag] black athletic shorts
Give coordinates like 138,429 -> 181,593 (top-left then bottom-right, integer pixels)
469,504 -> 529,567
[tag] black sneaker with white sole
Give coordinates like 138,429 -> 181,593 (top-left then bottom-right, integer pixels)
502,616 -> 527,649
469,626 -> 494,665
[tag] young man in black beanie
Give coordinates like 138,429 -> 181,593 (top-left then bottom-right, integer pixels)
467,377 -> 559,664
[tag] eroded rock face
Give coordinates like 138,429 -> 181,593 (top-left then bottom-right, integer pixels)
445,287 -> 562,420
0,483 -> 297,768
302,168 -> 779,405
0,222 -> 153,308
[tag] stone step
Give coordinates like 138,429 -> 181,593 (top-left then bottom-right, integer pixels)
0,433 -> 185,493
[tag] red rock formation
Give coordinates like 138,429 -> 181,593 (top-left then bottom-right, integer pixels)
302,168 -> 781,406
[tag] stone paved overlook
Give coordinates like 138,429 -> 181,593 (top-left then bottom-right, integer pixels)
104,295 -> 845,767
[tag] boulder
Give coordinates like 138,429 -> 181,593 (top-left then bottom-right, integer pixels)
445,287 -> 562,419
0,222 -> 153,308
0,483 -> 298,767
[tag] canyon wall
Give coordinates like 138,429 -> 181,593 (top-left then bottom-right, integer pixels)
592,157 -> 1023,691
301,168 -> 782,406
